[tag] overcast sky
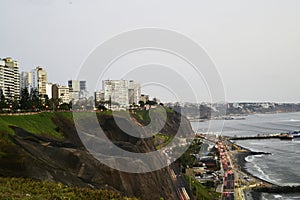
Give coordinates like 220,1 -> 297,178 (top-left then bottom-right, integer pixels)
1,0 -> 299,103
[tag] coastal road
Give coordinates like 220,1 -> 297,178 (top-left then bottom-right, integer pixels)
170,164 -> 194,200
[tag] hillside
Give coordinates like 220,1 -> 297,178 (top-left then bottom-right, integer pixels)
0,109 -> 193,199
0,177 -> 136,200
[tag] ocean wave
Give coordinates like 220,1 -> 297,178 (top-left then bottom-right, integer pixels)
245,155 -> 254,162
273,194 -> 283,199
286,119 -> 300,122
254,154 -> 264,158
249,163 -> 275,184
281,183 -> 300,187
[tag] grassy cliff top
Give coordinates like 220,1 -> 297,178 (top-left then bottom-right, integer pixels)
0,112 -> 74,139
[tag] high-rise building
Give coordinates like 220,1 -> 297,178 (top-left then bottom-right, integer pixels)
20,67 -> 47,98
20,71 -> 35,93
103,80 -> 128,109
68,80 -> 80,102
79,80 -> 88,98
32,67 -> 47,98
68,80 -> 80,92
20,71 -> 29,91
101,80 -> 141,110
94,90 -> 105,105
52,84 -> 70,104
79,80 -> 86,91
128,80 -> 141,105
46,83 -> 53,99
0,57 -> 20,100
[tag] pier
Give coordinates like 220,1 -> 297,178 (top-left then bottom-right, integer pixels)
229,132 -> 300,141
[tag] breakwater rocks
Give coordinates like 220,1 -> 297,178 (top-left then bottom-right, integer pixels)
254,185 -> 300,193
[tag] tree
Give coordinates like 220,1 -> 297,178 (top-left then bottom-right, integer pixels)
44,95 -> 50,110
49,98 -> 62,110
30,88 -> 41,110
0,89 -> 7,109
138,100 -> 145,108
20,88 -> 30,110
146,100 -> 157,106
58,103 -> 71,111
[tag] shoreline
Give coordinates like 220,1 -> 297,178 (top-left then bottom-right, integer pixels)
231,142 -> 300,199
230,141 -> 276,185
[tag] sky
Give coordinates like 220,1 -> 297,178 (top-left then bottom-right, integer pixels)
0,0 -> 300,103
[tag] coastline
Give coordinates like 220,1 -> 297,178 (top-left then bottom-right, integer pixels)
231,142 -> 300,200
230,143 -> 275,200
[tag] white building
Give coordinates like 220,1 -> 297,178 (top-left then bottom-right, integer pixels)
79,80 -> 88,98
33,67 -> 47,98
46,83 -> 53,99
21,67 -> 47,98
68,80 -> 80,102
0,57 -> 20,100
20,71 -> 29,91
68,80 -> 88,101
128,80 -> 141,105
101,80 -> 141,110
103,80 -> 128,110
52,84 -> 70,104
94,90 -> 105,102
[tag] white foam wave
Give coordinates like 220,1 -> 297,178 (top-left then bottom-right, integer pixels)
245,155 -> 254,162
283,119 -> 300,122
251,163 -> 274,183
282,182 -> 300,186
254,154 -> 264,158
273,194 -> 283,199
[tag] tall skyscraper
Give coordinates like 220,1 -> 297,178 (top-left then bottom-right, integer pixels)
0,57 -> 20,100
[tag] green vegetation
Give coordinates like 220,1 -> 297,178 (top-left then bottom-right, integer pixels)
0,112 -> 64,139
153,133 -> 173,149
132,106 -> 174,125
177,139 -> 221,200
177,139 -> 203,168
132,110 -> 151,125
184,175 -> 221,200
0,177 -> 136,200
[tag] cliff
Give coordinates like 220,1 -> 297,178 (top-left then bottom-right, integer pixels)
0,110 -> 193,199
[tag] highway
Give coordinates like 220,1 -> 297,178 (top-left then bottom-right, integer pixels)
217,141 -> 235,200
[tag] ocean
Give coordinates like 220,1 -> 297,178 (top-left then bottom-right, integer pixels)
190,112 -> 300,200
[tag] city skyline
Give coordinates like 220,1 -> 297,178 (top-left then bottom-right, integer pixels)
1,1 -> 300,102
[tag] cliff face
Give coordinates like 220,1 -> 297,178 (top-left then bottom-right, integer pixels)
0,110 -> 193,200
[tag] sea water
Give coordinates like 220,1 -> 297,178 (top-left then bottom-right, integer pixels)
190,112 -> 300,200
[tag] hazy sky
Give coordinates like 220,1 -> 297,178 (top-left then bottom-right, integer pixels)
1,0 -> 300,102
